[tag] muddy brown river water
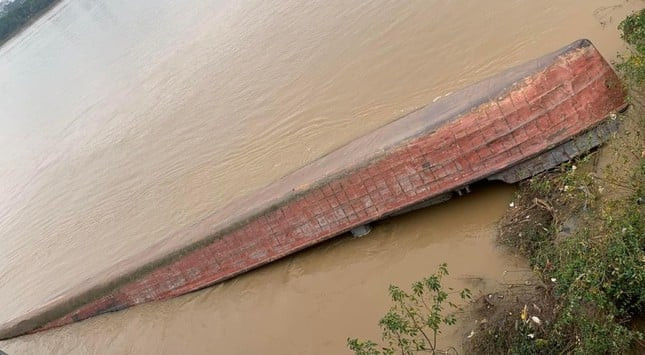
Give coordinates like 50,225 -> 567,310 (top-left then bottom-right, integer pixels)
0,0 -> 641,353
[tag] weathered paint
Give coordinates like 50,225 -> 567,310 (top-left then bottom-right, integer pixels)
488,117 -> 621,183
0,39 -> 626,339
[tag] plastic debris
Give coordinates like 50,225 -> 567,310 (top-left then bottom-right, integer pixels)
520,305 -> 528,322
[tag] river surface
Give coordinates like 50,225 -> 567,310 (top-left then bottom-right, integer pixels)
0,0 -> 640,353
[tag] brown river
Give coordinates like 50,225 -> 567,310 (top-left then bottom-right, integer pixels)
0,0 -> 641,353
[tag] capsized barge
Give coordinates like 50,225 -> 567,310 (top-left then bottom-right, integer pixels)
0,39 -> 626,339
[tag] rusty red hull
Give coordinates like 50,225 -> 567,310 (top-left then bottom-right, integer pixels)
0,39 -> 626,339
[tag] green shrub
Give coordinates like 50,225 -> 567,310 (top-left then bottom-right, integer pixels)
620,8 -> 645,54
347,264 -> 470,355
548,196 -> 644,353
617,9 -> 645,85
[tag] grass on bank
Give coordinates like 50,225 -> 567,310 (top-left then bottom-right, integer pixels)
618,7 -> 645,86
476,152 -> 644,354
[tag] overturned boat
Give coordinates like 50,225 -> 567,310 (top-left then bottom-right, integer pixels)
0,39 -> 626,339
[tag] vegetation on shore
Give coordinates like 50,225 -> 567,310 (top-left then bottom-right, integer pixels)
617,8 -> 645,86
0,0 -> 60,46
470,145 -> 643,353
348,8 -> 644,355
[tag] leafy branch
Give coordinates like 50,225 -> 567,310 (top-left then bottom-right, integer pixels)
347,263 -> 471,354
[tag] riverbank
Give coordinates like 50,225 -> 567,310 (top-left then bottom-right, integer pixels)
0,0 -> 61,47
466,9 -> 645,354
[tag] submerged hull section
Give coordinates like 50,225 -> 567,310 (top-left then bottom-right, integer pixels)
0,39 -> 626,339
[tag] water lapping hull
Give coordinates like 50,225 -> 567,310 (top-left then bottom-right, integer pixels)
0,39 -> 626,339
